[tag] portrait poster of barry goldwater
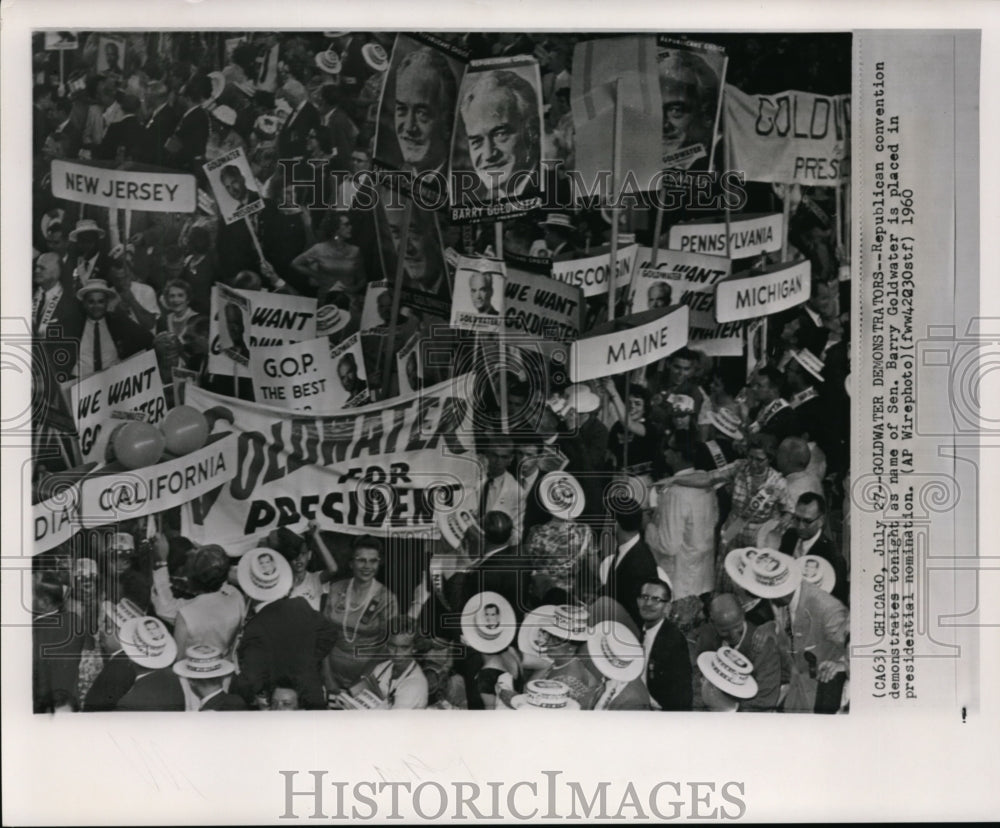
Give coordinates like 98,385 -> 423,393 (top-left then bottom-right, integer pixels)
1,1 -> 998,825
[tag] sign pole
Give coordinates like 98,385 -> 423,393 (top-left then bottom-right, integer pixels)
607,78 -> 624,323
380,197 -> 414,400
780,188 -> 792,262
723,89 -> 733,260
244,216 -> 265,263
494,221 -> 509,434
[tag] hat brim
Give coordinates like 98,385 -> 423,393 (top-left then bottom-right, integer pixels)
793,352 -> 826,383
586,621 -> 644,681
567,391 -> 600,415
237,548 -> 293,602
361,43 -> 388,72
76,285 -> 116,301
709,413 -> 744,441
697,651 -> 759,700
510,695 -> 580,710
460,591 -> 516,654
517,606 -> 557,662
315,53 -> 342,74
724,548 -> 801,600
172,661 -> 236,680
538,472 -> 585,521
120,619 -> 178,669
69,227 -> 106,241
540,621 -> 590,642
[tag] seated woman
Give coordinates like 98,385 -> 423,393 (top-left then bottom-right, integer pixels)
322,536 -> 399,693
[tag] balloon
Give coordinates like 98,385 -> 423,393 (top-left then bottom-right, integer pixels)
104,423 -> 127,464
112,421 -> 166,470
160,405 -> 209,456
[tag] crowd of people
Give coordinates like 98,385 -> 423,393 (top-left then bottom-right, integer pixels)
31,31 -> 851,713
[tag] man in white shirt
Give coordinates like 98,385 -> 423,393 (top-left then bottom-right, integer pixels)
477,435 -> 525,543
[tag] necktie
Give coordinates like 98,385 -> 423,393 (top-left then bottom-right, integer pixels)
782,606 -> 795,656
92,321 -> 103,372
34,290 -> 45,328
480,479 -> 491,520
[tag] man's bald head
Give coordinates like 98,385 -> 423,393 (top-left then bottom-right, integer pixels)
33,252 -> 62,289
709,593 -> 745,647
776,436 -> 811,475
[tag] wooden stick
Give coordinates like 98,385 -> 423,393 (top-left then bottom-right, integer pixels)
494,221 -> 509,434
245,215 -> 265,263
608,78 -> 624,323
380,197 -> 414,399
723,97 -> 733,260
780,190 -> 791,262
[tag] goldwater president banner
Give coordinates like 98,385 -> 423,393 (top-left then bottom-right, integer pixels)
183,375 -> 480,551
725,85 -> 851,184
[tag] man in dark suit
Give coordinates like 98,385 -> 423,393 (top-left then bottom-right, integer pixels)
749,366 -> 801,443
638,579 -> 693,711
455,511 -> 529,620
95,93 -> 146,162
84,615 -> 138,712
165,74 -> 211,173
601,498 -> 659,631
276,80 -> 321,160
234,549 -> 338,710
69,279 -> 154,378
142,81 -> 179,168
779,492 -> 849,606
516,440 -> 551,540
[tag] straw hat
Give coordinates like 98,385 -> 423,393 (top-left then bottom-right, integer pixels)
208,71 -> 226,102
119,616 -> 178,669
361,42 -> 389,73
315,48 -> 342,75
237,547 -> 293,602
211,104 -> 237,127
537,471 -> 585,520
76,278 -> 116,301
511,679 -> 580,710
709,407 -> 744,441
460,591 -> 516,654
792,349 -> 826,383
696,645 -> 759,700
542,213 -> 574,231
68,218 -> 105,241
723,547 -> 801,600
540,604 -> 590,641
109,532 -> 135,555
563,383 -> 600,415
586,620 -> 644,682
172,644 -> 236,680
797,554 -> 836,593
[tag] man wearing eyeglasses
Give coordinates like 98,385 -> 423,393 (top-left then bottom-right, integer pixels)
637,579 -> 692,711
779,493 -> 849,606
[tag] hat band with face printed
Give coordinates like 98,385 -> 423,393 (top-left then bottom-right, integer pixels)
599,637 -> 633,669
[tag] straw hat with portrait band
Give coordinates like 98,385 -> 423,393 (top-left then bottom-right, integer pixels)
724,547 -> 801,600
709,406 -> 744,441
537,471 -> 585,520
68,218 -> 105,242
542,213 -> 574,231
563,383 -> 601,415
517,605 -> 580,662
511,679 -> 580,710
797,554 -> 836,593
697,645 -> 759,700
460,591 -> 516,654
172,644 -> 236,680
211,104 -> 237,127
237,547 -> 293,602
361,42 -> 389,73
586,620 -> 645,682
120,616 -> 178,669
792,348 -> 826,384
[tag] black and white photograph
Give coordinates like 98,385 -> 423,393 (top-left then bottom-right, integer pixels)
3,4 -> 996,825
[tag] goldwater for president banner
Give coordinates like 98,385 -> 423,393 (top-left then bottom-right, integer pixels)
183,375 -> 481,552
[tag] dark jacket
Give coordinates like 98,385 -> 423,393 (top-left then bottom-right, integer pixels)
84,651 -> 137,712
235,596 -> 338,710
602,537 -> 659,632
32,609 -> 84,713
644,617 -> 693,711
116,668 -> 186,712
779,529 -> 850,607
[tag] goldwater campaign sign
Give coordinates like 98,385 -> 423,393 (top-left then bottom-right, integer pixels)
69,350 -> 167,464
551,243 -> 639,298
503,266 -> 585,345
631,247 -> 742,356
570,304 -> 689,383
250,336 -> 342,412
668,213 -> 782,258
184,376 -> 481,550
724,85 -> 850,183
208,287 -> 318,376
51,158 -> 196,213
715,259 -> 811,323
